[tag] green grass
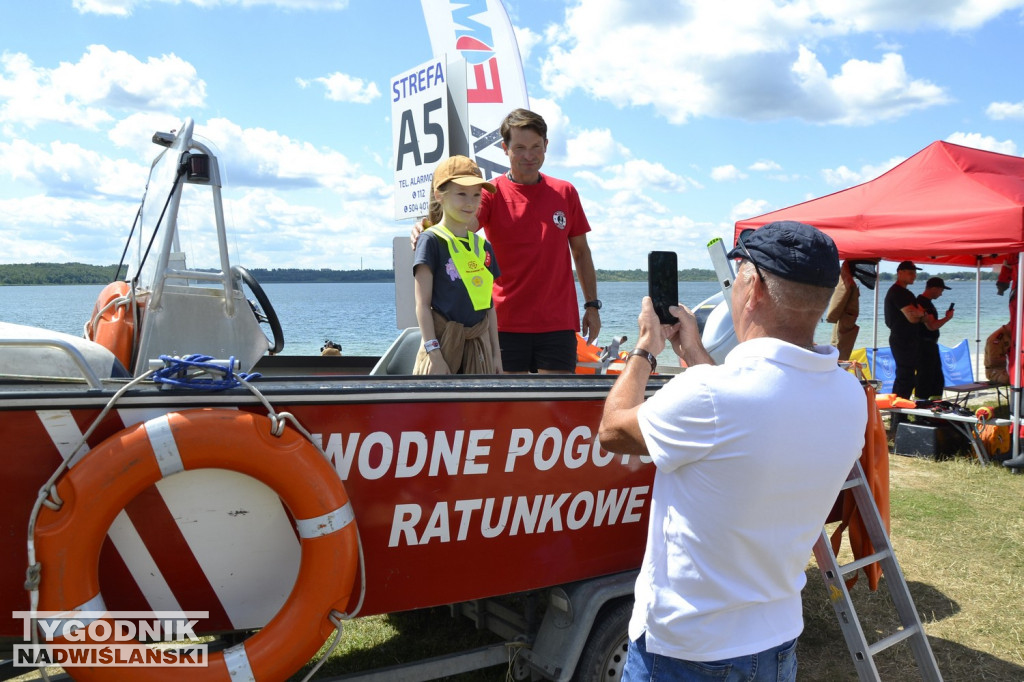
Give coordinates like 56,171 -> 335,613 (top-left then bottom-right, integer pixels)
800,454 -> 1024,681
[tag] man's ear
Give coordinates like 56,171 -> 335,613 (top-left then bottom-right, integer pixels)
743,272 -> 767,312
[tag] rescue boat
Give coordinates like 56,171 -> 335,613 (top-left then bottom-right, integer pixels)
0,119 -> 672,679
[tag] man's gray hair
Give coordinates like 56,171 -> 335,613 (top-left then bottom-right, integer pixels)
739,261 -> 834,318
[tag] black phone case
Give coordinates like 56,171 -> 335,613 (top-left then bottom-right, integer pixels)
648,251 -> 678,324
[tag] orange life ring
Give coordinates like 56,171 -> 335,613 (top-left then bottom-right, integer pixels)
33,409 -> 359,682
86,281 -> 135,371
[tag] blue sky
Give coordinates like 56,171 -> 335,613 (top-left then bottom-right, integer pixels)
1,0 -> 1023,273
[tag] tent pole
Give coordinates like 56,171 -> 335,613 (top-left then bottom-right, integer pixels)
871,262 -> 879,381
1007,256 -> 1024,468
975,257 -> 982,382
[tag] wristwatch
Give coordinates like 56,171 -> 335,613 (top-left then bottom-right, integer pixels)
627,348 -> 657,372
584,300 -> 602,310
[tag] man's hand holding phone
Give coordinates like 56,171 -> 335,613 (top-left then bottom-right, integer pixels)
649,251 -> 679,324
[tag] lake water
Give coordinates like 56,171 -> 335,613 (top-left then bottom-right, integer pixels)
0,280 -> 1010,369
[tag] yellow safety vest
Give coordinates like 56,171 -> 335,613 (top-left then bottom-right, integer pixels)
427,225 -> 495,311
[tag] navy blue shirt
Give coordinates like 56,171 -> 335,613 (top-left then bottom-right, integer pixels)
414,231 -> 500,327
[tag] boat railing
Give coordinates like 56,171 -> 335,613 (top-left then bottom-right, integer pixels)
0,338 -> 104,389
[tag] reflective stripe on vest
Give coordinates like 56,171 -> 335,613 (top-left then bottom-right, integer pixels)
427,226 -> 495,311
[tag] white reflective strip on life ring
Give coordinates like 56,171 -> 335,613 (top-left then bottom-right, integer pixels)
39,593 -> 107,639
223,643 -> 256,682
295,501 -> 355,539
145,414 -> 184,477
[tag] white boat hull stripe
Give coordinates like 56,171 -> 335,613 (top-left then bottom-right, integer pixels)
224,642 -> 256,682
145,414 -> 184,477
295,501 -> 355,539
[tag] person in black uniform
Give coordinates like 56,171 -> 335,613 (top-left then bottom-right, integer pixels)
915,277 -> 954,399
884,261 -> 925,398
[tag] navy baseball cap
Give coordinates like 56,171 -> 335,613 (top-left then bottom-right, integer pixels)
727,221 -> 840,288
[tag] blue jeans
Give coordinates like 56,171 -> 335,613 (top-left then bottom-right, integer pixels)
622,631 -> 797,682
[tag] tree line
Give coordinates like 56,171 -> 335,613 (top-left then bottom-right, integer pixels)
0,262 -> 999,286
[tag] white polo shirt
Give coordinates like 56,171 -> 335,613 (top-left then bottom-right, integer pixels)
632,337 -> 867,661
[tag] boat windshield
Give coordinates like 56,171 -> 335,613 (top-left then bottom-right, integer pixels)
132,148 -> 176,287
128,120 -> 222,290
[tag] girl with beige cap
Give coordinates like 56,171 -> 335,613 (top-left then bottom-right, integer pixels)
412,156 -> 502,374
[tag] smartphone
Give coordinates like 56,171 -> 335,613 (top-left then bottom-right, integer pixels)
947,301 -> 955,313
648,251 -> 679,324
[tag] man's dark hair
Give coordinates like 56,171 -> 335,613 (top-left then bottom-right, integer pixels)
500,108 -> 547,145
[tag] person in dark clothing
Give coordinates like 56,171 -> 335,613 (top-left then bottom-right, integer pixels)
884,261 -> 924,399
915,277 -> 954,399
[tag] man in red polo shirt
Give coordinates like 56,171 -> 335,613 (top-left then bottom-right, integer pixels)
414,108 -> 601,373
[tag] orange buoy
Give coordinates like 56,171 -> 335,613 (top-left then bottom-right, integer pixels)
33,409 -> 359,681
86,281 -> 135,370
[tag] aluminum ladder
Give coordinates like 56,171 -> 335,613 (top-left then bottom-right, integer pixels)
812,460 -> 943,681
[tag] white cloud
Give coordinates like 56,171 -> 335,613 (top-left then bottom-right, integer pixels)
0,138 -> 147,199
791,48 -> 948,125
217,189 -> 397,270
823,0 -> 1024,32
749,160 -> 782,172
731,198 -> 771,225
583,201 -> 716,272
527,97 -> 571,159
564,128 -> 629,168
711,164 -> 746,182
0,46 -> 205,130
72,0 -> 349,16
987,101 -> 1024,120
108,112 -> 190,159
173,118 -> 388,199
1,111 -> 390,220
300,72 -> 380,104
539,0 -> 966,126
512,25 -> 542,64
0,194 -> 138,264
945,132 -> 1018,156
822,155 -> 905,187
578,159 -> 694,195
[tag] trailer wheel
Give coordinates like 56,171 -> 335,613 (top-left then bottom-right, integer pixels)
572,599 -> 632,681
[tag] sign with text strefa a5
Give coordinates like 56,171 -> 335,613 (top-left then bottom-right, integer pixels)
391,58 -> 449,220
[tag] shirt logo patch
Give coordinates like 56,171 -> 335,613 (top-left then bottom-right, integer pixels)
445,259 -> 460,281
553,211 -> 567,229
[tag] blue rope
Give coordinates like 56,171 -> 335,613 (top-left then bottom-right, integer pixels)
152,354 -> 261,390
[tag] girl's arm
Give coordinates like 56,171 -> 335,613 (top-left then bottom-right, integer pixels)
487,306 -> 502,373
413,264 -> 450,374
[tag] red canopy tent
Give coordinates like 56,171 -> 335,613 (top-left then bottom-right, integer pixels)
736,140 -> 1024,266
734,141 -> 1024,466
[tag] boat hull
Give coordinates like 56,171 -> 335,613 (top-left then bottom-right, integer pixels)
0,373 -> 663,637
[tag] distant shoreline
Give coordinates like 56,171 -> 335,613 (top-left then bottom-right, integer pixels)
0,262 -> 998,286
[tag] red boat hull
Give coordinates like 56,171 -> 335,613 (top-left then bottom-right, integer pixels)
0,376 -> 659,637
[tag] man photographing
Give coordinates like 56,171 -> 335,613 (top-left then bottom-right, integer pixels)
599,221 -> 867,681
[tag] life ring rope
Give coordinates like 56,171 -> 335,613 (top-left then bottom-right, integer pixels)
30,408 -> 362,682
